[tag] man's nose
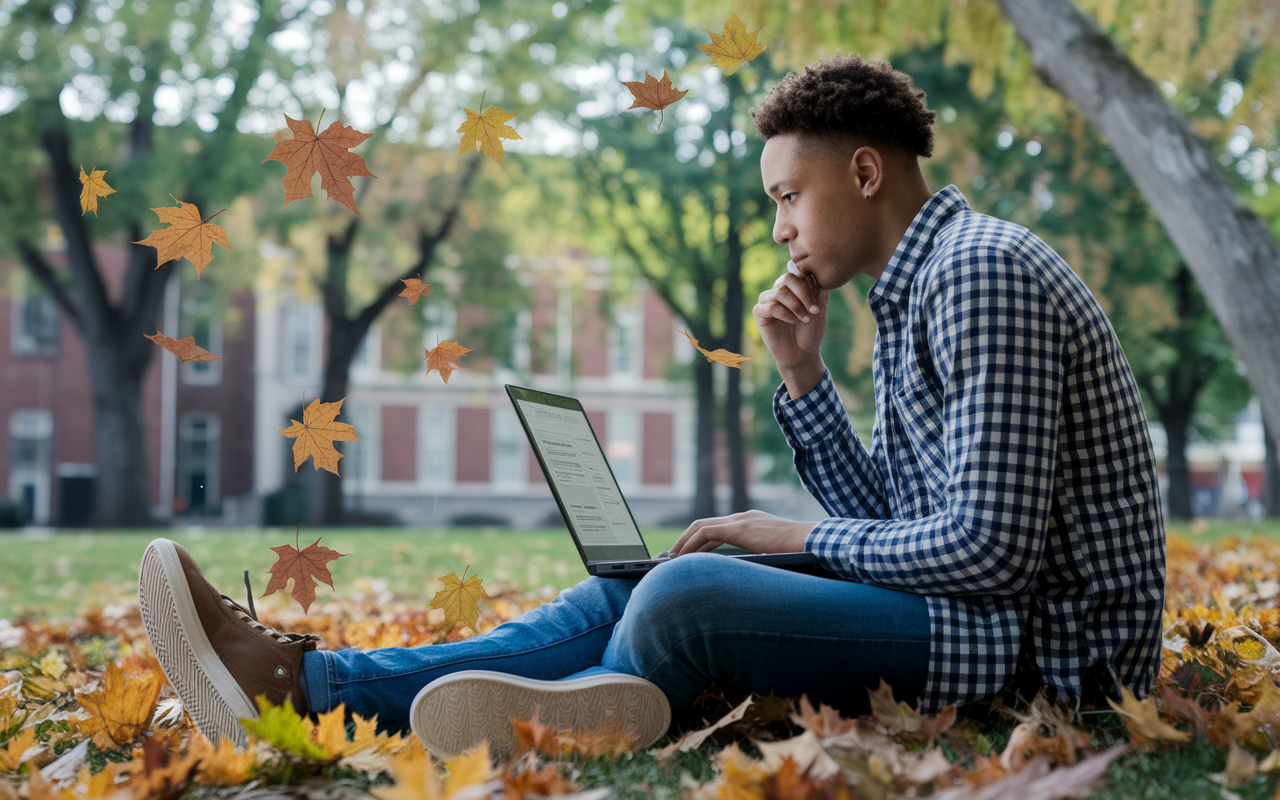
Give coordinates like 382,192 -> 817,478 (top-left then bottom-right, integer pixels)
773,213 -> 792,245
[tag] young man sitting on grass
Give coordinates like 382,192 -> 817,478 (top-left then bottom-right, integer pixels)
139,54 -> 1166,758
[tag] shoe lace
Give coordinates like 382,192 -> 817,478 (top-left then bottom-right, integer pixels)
221,571 -> 323,646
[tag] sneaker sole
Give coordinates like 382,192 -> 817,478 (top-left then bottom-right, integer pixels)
138,538 -> 257,748
410,670 -> 671,760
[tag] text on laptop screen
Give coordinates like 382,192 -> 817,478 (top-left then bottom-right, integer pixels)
513,397 -> 649,562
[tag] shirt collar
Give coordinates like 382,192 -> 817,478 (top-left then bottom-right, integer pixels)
868,184 -> 970,306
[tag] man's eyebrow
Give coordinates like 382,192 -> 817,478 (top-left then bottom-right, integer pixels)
767,181 -> 790,196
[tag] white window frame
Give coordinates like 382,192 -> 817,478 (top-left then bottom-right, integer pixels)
491,407 -> 527,489
607,302 -> 643,382
177,413 -> 221,515
418,405 -> 456,489
10,294 -> 61,358
282,303 -> 322,382
606,410 -> 640,489
179,285 -> 223,386
8,409 -> 53,524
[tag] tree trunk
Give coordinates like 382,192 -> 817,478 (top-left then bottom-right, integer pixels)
693,355 -> 717,519
1162,404 -> 1194,521
1265,415 -> 1280,519
995,0 -> 1280,456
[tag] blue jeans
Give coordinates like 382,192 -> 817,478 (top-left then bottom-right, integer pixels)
301,553 -> 931,734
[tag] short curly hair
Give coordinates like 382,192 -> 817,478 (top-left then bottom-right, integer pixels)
750,54 -> 936,158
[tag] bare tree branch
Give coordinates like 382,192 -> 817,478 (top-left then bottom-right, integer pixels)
15,239 -> 81,328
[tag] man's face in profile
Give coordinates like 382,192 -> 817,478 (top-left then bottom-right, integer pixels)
760,133 -> 884,290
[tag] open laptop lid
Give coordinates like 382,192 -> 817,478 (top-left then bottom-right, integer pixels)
506,385 -> 651,564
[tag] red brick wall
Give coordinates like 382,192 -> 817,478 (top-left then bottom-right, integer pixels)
575,291 -> 608,377
530,282 -> 559,376
381,406 -> 417,481
643,291 -> 675,380
586,411 -> 607,451
529,446 -> 546,484
642,412 -> 673,484
456,407 -> 491,482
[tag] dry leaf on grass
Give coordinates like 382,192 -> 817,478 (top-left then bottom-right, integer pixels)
927,743 -> 1127,800
262,526 -> 347,614
73,662 -> 162,748
78,166 -> 114,216
187,734 -> 255,786
133,200 -> 230,278
145,331 -> 226,363
698,13 -> 766,75
0,727 -> 39,773
654,696 -> 753,758
280,396 -> 361,476
1106,685 -> 1192,749
401,275 -> 434,305
263,113 -> 376,217
457,105 -> 521,165
430,568 -> 489,634
511,713 -> 634,760
425,340 -> 474,384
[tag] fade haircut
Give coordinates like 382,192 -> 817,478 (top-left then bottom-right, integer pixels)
750,54 -> 936,159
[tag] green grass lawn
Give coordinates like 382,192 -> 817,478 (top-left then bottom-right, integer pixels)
0,525 -> 687,620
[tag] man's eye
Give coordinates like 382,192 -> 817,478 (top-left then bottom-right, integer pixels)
783,193 -> 798,203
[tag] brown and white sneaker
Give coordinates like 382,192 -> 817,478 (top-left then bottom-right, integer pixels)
138,538 -> 325,748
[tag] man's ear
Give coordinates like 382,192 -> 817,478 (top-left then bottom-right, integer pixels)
850,146 -> 884,198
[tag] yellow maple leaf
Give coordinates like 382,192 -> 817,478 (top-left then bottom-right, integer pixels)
424,340 -> 473,384
78,165 -> 115,216
699,13 -> 767,75
442,742 -> 495,798
675,326 -> 749,368
1106,684 -> 1191,749
373,738 -> 441,800
429,568 -> 489,634
280,396 -> 361,476
400,274 -> 434,305
189,734 -> 257,786
74,662 -> 163,748
457,105 -> 522,166
36,649 -> 67,679
133,199 -> 231,278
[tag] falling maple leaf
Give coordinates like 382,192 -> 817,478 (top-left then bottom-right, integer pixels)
424,340 -> 473,384
261,525 -> 347,614
78,165 -> 114,216
263,112 -> 377,217
623,70 -> 688,130
429,567 -> 489,633
699,13 -> 767,75
280,396 -> 361,475
457,105 -> 522,165
73,662 -> 163,748
133,199 -> 231,278
400,274 -> 434,305
145,330 -> 226,363
674,325 -> 749,368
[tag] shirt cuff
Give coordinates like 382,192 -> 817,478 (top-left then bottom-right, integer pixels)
772,369 -> 846,450
805,517 -> 883,581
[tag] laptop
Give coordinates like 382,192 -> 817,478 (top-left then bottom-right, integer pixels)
506,384 -> 825,578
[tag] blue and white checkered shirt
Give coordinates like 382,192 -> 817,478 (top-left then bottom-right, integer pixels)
774,184 -> 1166,715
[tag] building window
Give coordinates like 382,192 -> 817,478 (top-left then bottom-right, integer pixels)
351,323 -> 381,380
177,414 -> 220,516
341,404 -> 377,494
673,410 -> 695,495
607,303 -> 642,380
606,410 -> 639,488
423,302 -> 456,350
180,282 -> 223,386
11,294 -> 60,357
491,407 -> 527,488
9,410 -> 53,524
419,405 -> 455,487
283,304 -> 320,380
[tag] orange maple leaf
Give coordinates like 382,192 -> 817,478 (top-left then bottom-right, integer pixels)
699,13 -> 767,75
457,104 -> 522,165
262,525 -> 347,613
73,662 -> 163,747
400,274 -> 433,305
280,396 -> 361,475
623,70 -> 689,129
133,200 -> 231,278
424,339 -> 473,384
674,326 -> 749,368
263,113 -> 377,217
145,330 -> 226,363
79,165 -> 115,216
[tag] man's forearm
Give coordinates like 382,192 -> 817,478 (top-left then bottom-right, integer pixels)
781,357 -> 828,400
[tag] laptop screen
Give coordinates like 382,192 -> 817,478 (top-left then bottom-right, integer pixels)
507,386 -> 650,563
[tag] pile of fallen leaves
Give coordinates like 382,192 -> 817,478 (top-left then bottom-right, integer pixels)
6,532 -> 1280,799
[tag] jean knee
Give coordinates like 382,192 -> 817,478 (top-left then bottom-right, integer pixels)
626,553 -> 737,625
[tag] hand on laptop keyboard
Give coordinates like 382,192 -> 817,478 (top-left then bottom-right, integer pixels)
656,551 -> 672,560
